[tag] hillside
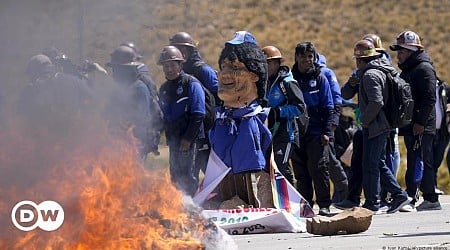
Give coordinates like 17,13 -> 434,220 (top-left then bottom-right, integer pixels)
1,0 -> 449,191
3,0 -> 450,87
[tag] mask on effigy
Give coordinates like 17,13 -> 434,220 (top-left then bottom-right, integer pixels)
217,33 -> 267,108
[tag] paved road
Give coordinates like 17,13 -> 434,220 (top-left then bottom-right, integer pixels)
231,195 -> 450,250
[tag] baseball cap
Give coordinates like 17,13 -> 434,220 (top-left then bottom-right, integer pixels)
226,31 -> 258,45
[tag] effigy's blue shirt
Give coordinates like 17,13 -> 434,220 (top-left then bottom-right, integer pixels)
210,102 -> 272,174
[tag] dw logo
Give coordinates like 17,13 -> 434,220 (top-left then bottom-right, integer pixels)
11,200 -> 64,231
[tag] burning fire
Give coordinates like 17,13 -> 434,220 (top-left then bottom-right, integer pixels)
0,112 -> 226,249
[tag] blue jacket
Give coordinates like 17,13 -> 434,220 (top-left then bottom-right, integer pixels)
292,63 -> 334,137
316,53 -> 342,126
266,65 -> 306,143
104,73 -> 152,148
210,101 -> 272,174
184,50 -> 219,101
159,72 -> 206,142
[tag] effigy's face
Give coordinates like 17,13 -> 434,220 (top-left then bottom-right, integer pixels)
218,58 -> 259,108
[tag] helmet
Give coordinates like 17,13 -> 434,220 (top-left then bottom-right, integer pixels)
389,30 -> 423,51
107,45 -> 138,66
169,32 -> 197,47
42,46 -> 66,62
120,41 -> 143,60
262,45 -> 285,62
353,40 -> 381,58
25,54 -> 54,79
362,34 -> 385,51
157,46 -> 185,65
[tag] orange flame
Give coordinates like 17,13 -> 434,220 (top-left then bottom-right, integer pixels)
0,114 -> 215,250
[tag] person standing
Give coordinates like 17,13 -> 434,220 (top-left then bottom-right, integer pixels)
118,41 -> 162,155
169,31 -> 219,179
262,45 -> 307,185
105,45 -> 162,160
432,79 -> 450,195
389,30 -> 440,211
290,41 -> 334,216
316,52 -> 349,203
157,46 -> 205,196
353,40 -> 410,214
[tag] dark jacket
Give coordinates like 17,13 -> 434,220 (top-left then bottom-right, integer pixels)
183,50 -> 219,102
292,63 -> 334,137
105,76 -> 153,146
266,65 -> 306,144
398,50 -> 436,136
357,57 -> 392,139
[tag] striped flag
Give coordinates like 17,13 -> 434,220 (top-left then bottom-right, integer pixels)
270,153 -> 315,218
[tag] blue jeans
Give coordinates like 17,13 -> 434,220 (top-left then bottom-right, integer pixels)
362,129 -> 404,208
168,140 -> 198,196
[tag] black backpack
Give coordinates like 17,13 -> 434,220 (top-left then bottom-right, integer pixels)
181,74 -> 216,131
189,60 -> 222,105
279,80 -> 310,137
378,67 -> 414,128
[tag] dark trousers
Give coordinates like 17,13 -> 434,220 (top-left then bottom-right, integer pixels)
291,135 -> 331,208
404,134 -> 437,203
194,137 -> 210,179
328,141 -> 349,202
347,129 -> 363,203
432,130 -> 450,181
273,141 -> 295,185
362,129 -> 404,208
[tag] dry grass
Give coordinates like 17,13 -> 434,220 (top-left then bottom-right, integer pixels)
1,0 -> 449,192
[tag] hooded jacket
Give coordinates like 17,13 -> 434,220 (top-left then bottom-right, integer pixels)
266,65 -> 306,144
183,50 -> 219,97
357,57 -> 393,139
292,63 -> 334,137
397,50 -> 436,136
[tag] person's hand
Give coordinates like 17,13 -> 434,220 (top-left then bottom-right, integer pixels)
413,123 -> 424,136
92,63 -> 108,75
321,134 -> 329,146
331,125 -> 337,132
179,139 -> 191,152
348,76 -> 359,87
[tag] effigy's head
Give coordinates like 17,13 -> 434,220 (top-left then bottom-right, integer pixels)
217,31 -> 267,108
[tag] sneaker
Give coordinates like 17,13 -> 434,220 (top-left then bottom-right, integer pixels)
333,200 -> 360,210
387,196 -> 412,214
435,187 -> 444,195
379,203 -> 389,213
399,203 -> 416,212
318,207 -> 331,216
416,200 -> 442,211
362,203 -> 382,215
379,201 -> 390,211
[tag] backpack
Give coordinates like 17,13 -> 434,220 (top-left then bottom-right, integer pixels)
189,60 -> 222,105
181,74 -> 216,131
436,77 -> 450,132
279,80 -> 310,137
378,67 -> 414,128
